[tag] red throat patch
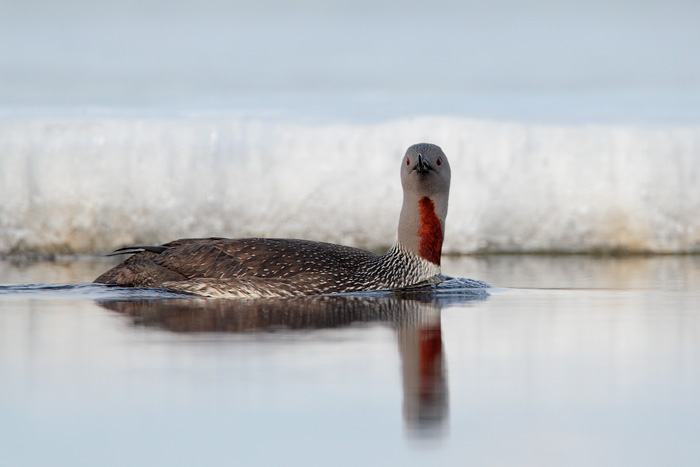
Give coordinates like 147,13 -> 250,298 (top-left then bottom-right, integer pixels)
417,197 -> 443,265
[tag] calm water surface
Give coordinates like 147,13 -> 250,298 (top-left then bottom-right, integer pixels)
1,256 -> 700,466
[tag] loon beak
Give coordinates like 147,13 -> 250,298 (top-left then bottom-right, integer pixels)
413,154 -> 432,174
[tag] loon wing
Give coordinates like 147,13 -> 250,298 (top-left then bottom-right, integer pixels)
94,237 -> 378,290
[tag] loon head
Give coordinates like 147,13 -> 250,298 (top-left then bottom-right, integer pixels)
401,143 -> 451,198
398,143 -> 451,266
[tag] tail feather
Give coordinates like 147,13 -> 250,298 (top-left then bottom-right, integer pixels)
108,245 -> 169,256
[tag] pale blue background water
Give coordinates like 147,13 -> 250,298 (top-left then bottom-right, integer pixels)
2,257 -> 700,466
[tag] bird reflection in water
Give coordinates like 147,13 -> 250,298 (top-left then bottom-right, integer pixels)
97,288 -> 488,439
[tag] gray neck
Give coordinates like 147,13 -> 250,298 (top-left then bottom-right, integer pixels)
396,191 -> 448,262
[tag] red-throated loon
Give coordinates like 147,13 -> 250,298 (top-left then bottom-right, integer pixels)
94,143 -> 451,298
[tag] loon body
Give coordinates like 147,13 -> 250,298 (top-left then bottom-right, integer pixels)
94,143 -> 451,298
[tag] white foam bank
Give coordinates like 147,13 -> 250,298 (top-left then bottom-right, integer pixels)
2,116 -> 700,255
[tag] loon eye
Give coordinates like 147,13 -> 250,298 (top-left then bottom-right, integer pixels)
406,157 -> 410,166
436,157 -> 442,166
